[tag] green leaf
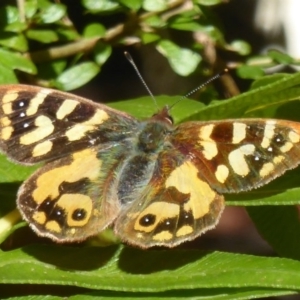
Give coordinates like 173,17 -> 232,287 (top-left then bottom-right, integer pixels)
0,5 -> 19,24
0,155 -> 37,183
143,15 -> 166,28
197,0 -> 223,5
267,49 -> 295,64
26,29 -> 59,43
83,23 -> 106,38
143,0 -> 168,11
6,296 -> 62,300
109,95 -> 205,122
56,27 -> 80,41
25,0 -> 38,19
0,32 -> 28,52
0,210 -> 23,244
37,3 -> 66,24
250,73 -> 287,90
37,59 -> 68,79
0,48 -> 37,74
0,64 -> 18,84
187,72 -> 300,121
246,55 -> 274,68
157,40 -> 202,76
227,183 -> 300,206
230,40 -> 251,56
1,246 -> 300,294
55,62 -> 100,91
118,0 -> 143,10
5,21 -> 27,33
82,0 -> 120,12
237,65 -> 265,79
93,42 -> 112,65
140,32 -> 160,44
169,19 -> 205,31
70,289 -> 297,299
247,206 -> 300,260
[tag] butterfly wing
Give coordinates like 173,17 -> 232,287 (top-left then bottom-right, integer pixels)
115,118 -> 300,248
0,84 -> 138,241
171,119 -> 300,193
0,84 -> 137,164
17,145 -> 130,242
115,149 -> 224,248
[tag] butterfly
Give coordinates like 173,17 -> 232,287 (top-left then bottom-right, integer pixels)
1,84 -> 300,248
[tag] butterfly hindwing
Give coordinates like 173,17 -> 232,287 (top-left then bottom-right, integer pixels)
115,149 -> 225,248
17,144 -> 133,242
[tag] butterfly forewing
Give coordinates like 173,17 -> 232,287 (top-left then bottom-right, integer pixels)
0,84 -> 137,164
171,119 -> 300,194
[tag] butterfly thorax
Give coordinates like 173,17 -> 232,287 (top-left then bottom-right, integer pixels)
137,120 -> 173,153
117,112 -> 174,206
136,106 -> 173,152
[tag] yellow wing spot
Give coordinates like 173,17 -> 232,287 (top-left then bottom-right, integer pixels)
280,142 -> 293,153
260,162 -> 274,177
26,89 -> 51,116
56,99 -> 79,120
45,220 -> 61,233
166,161 -> 216,219
153,231 -> 173,241
32,149 -> 101,204
289,131 -> 300,143
0,116 -> 12,139
0,116 -> 11,126
1,126 -> 13,140
228,144 -> 255,177
176,225 -> 193,237
134,202 -> 179,233
33,140 -> 53,157
57,194 -> 92,227
2,91 -> 18,103
2,103 -> 12,115
65,109 -> 109,141
20,115 -> 54,145
261,121 -> 276,148
32,211 -> 46,225
2,92 -> 18,114
273,155 -> 284,164
199,124 -> 218,160
232,122 -> 246,144
215,164 -> 229,183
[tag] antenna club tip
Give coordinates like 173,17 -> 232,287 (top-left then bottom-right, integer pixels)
221,68 -> 229,75
124,51 -> 132,61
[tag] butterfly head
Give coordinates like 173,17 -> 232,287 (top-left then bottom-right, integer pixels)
150,106 -> 173,125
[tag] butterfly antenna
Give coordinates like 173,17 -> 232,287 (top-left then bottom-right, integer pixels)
124,51 -> 158,108
168,68 -> 229,110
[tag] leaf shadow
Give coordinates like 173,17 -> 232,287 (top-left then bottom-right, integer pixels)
22,244 -> 120,271
21,243 -> 210,274
118,246 -> 209,274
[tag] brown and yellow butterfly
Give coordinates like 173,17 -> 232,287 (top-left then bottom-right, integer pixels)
0,84 -> 300,248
